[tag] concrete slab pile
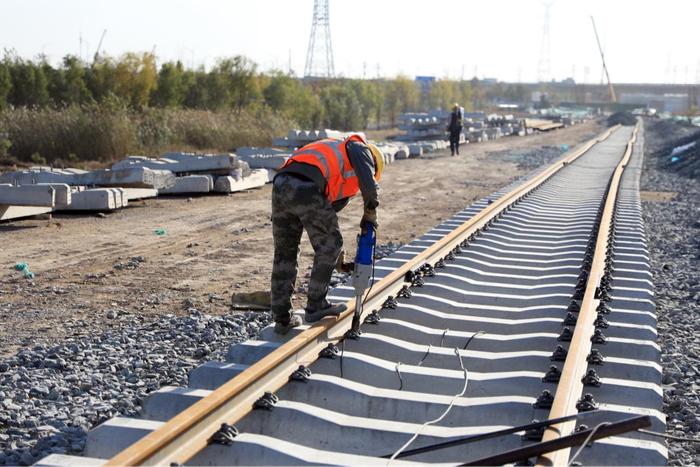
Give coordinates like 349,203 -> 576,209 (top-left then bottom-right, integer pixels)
122,188 -> 158,201
0,205 -> 53,220
397,112 -> 447,141
0,167 -> 175,189
0,184 -> 61,220
272,129 -> 366,149
373,143 -> 404,165
213,169 -> 273,194
112,153 -> 249,176
0,184 -> 57,207
60,188 -> 127,211
160,175 -> 213,195
235,147 -> 291,170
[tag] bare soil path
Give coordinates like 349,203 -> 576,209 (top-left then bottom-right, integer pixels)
0,121 -> 601,357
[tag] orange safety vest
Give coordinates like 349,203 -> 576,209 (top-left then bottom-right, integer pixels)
281,133 -> 366,203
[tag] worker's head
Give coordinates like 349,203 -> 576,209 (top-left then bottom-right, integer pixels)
367,143 -> 384,182
453,103 -> 460,110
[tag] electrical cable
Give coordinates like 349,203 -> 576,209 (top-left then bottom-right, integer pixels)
387,330 -> 484,463
388,348 -> 469,464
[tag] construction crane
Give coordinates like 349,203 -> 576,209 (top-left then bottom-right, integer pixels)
590,16 -> 617,103
93,29 -> 107,63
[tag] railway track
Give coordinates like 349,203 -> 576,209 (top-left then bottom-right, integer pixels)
37,121 -> 665,466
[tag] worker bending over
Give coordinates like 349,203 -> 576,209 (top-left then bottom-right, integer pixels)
270,133 -> 384,334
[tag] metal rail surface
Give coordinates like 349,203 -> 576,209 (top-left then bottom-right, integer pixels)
36,122 -> 664,466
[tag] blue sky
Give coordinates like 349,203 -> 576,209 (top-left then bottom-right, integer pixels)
1,0 -> 697,83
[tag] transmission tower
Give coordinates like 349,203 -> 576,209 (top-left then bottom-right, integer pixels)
537,2 -> 554,83
304,0 -> 335,78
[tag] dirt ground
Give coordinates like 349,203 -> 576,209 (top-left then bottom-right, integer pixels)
0,120 -> 601,357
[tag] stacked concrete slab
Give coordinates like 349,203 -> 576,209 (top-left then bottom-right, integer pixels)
214,169 -> 274,194
0,184 -> 60,220
160,175 -> 213,195
272,129 -> 367,150
113,153 -> 250,177
61,188 -> 127,211
235,147 -> 291,170
0,167 -> 175,189
397,112 -> 448,141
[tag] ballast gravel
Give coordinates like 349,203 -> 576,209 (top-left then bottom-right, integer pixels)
0,309 -> 270,465
642,120 -> 700,465
0,242 -> 401,465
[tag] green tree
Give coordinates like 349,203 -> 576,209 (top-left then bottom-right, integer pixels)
470,77 -> 484,109
113,52 -> 158,107
427,79 -> 459,110
384,75 -> 419,126
53,55 -> 91,105
7,58 -> 50,107
214,56 -> 260,110
86,57 -> 117,103
151,61 -> 188,107
351,80 -> 382,129
182,69 -> 209,109
0,62 -> 11,109
320,83 -> 363,130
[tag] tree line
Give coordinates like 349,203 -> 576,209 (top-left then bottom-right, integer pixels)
0,52 -> 528,131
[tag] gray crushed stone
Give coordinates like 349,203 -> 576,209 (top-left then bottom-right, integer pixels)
0,241 -> 403,465
0,310 -> 270,465
488,145 -> 567,170
642,119 -> 700,465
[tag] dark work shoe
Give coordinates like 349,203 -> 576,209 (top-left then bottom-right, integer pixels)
305,300 -> 347,323
273,315 -> 302,335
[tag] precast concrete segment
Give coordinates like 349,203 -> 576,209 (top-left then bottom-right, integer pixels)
159,175 -> 213,194
0,184 -> 56,206
0,205 -> 53,221
213,169 -> 273,193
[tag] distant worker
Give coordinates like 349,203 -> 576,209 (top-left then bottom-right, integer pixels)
448,103 -> 463,156
270,134 -> 384,334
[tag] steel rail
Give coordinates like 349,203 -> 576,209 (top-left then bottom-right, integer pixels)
107,125 -> 620,466
537,122 -> 639,466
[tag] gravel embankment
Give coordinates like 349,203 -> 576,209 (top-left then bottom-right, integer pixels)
487,143 -> 598,171
642,119 -> 700,465
0,310 -> 271,465
0,242 -> 401,465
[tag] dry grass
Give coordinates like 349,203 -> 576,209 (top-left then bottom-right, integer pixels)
0,105 -> 294,164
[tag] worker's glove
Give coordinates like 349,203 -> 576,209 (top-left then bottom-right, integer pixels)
335,250 -> 354,273
360,207 -> 378,231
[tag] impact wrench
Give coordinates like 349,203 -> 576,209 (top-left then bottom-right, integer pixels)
348,223 -> 376,337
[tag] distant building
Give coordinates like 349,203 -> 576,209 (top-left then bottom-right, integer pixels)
619,92 -> 696,113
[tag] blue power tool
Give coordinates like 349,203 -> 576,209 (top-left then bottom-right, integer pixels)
350,224 -> 376,335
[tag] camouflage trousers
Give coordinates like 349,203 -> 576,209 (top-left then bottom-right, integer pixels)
271,174 -> 343,324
